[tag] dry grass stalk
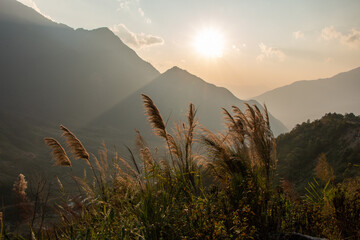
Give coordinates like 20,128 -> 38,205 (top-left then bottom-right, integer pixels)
92,154 -> 104,178
44,138 -> 71,167
167,133 -> 182,160
125,146 -> 141,175
141,94 -> 175,165
202,130 -> 233,180
113,163 -> 137,193
13,173 -> 28,201
140,147 -> 154,172
56,177 -> 64,192
72,176 -> 95,198
223,108 -> 246,147
135,130 -> 158,171
263,104 -> 270,129
135,129 -> 147,150
59,125 -> 106,198
92,153 -> 106,194
243,104 -> 275,188
99,140 -> 109,172
185,103 -> 197,163
13,174 -> 32,222
223,108 -> 238,132
141,94 -> 167,139
186,103 -> 196,141
115,152 -> 138,178
60,125 -> 90,165
203,102 -> 276,189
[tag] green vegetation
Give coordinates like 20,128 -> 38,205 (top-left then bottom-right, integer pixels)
2,97 -> 360,239
277,113 -> 360,191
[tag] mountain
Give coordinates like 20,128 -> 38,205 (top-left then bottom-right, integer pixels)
0,0 -> 159,127
253,67 -> 360,129
92,67 -> 288,140
276,113 -> 360,192
0,0 -> 160,201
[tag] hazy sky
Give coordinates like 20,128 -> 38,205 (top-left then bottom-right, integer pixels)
18,0 -> 360,98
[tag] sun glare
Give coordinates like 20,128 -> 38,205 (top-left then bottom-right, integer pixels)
194,28 -> 224,58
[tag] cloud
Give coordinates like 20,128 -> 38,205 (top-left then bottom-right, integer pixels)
17,0 -> 53,20
138,8 -> 152,24
110,24 -> 164,49
256,43 -> 286,62
116,1 -> 152,24
116,0 -> 132,10
321,26 -> 341,40
293,31 -> 304,39
321,26 -> 360,48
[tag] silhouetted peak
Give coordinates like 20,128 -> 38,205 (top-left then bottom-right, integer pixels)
162,66 -> 200,79
76,27 -> 118,40
165,66 -> 187,74
157,66 -> 243,102
74,26 -> 129,49
92,27 -> 115,36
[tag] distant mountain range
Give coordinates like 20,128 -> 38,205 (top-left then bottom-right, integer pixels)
254,67 -> 360,129
92,66 -> 288,139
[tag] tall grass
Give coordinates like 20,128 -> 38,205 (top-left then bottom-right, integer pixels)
3,95 -> 360,239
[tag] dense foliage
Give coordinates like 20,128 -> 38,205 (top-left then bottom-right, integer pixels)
277,113 -> 360,191
2,99 -> 360,239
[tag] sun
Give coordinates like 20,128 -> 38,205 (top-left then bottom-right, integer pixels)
193,28 -> 225,58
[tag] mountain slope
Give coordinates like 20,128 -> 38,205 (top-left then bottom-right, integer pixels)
276,113 -> 360,191
0,0 -> 159,127
254,67 -> 360,129
0,0 -> 160,200
92,67 -> 288,140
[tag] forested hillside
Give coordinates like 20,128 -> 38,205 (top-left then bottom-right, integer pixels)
277,113 -> 360,190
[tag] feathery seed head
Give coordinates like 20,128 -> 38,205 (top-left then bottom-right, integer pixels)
141,94 -> 167,139
44,137 -> 71,167
60,125 -> 90,164
13,174 -> 28,201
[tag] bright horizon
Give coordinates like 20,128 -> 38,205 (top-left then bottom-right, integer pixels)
17,0 -> 360,99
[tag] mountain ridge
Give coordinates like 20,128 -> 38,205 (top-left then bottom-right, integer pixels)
276,112 -> 360,191
254,66 -> 360,98
253,66 -> 360,129
0,0 -> 161,196
92,65 -> 288,139
0,0 -> 160,127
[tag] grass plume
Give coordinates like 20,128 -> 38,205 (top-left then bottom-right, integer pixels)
44,138 -> 71,167
60,125 -> 89,164
141,94 -> 167,139
141,94 -> 175,165
13,174 -> 28,202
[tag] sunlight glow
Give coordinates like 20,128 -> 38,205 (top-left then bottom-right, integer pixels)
194,28 -> 225,58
